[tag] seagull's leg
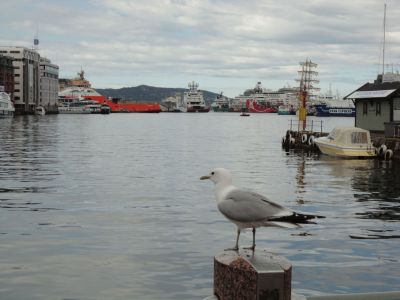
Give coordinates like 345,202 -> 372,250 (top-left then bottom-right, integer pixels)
252,227 -> 256,250
225,227 -> 240,251
244,227 -> 256,251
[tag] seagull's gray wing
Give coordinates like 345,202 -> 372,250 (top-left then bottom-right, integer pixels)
217,189 -> 292,223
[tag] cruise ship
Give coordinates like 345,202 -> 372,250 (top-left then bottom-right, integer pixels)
230,82 -> 299,113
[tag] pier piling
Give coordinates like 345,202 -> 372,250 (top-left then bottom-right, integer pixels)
213,249 -> 292,300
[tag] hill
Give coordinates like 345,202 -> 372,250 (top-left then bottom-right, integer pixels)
96,85 -> 220,105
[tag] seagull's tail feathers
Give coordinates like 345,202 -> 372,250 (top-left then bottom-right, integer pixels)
267,221 -> 301,229
269,212 -> 325,226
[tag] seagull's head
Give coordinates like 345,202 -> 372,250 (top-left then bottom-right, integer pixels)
200,168 -> 232,185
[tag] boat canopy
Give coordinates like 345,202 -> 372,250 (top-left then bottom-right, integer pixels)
327,126 -> 371,145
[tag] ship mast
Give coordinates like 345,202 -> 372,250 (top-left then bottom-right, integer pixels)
382,3 -> 387,75
296,59 -> 319,131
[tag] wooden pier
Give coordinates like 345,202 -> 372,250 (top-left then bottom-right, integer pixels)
281,120 -> 400,161
281,119 -> 328,152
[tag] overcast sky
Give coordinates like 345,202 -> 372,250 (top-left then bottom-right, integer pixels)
1,0 -> 399,97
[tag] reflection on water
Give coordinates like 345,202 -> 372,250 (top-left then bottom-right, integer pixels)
0,114 -> 399,299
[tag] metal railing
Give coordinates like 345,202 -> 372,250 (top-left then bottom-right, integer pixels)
289,119 -> 324,133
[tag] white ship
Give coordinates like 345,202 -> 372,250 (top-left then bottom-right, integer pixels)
0,91 -> 15,117
183,81 -> 210,112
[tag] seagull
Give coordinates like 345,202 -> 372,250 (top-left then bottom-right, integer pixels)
200,167 -> 324,251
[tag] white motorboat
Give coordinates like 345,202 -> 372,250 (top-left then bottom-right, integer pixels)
314,126 -> 376,158
35,106 -> 46,116
0,91 -> 15,117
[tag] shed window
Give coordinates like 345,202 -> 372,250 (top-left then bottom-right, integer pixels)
376,102 -> 381,115
363,102 -> 368,115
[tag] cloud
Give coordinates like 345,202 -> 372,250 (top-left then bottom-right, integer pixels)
1,0 -> 399,96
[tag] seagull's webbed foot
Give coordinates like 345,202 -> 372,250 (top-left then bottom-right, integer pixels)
224,228 -> 240,252
243,244 -> 256,251
224,246 -> 239,252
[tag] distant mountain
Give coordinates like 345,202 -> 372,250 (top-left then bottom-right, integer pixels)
96,85 -> 220,105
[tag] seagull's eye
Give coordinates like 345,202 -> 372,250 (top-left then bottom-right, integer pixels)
211,172 -> 215,175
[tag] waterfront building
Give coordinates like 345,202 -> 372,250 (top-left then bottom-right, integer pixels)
0,46 -> 40,114
0,55 -> 15,100
39,57 -> 59,113
345,73 -> 400,133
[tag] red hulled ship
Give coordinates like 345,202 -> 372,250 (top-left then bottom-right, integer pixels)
59,71 -> 161,113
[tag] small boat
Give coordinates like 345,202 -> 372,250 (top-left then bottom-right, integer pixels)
100,104 -> 111,114
0,91 -> 15,117
35,106 -> 46,116
314,126 -> 376,158
240,112 -> 250,117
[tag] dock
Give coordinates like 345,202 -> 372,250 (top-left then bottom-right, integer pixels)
281,120 -> 400,161
281,120 -> 328,152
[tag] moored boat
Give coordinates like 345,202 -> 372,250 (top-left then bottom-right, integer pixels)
277,105 -> 296,115
313,103 -> 355,117
314,126 -> 376,158
35,106 -> 46,116
0,91 -> 15,117
183,81 -> 210,112
211,92 -> 231,112
59,71 -> 161,113
246,99 -> 277,113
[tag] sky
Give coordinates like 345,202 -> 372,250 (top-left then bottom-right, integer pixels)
1,0 -> 399,98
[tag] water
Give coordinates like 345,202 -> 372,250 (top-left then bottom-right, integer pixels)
0,113 -> 399,299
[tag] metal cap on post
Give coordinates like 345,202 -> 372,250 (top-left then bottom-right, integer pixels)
214,249 -> 292,300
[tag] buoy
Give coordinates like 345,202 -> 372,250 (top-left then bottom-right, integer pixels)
384,149 -> 393,160
302,133 -> 308,144
378,144 -> 387,157
308,135 -> 315,146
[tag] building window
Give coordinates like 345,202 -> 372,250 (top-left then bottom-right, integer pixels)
363,102 -> 368,115
10,50 -> 20,53
376,102 -> 381,115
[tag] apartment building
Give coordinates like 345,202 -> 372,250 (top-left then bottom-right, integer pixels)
0,46 -> 40,114
0,55 -> 14,99
40,57 -> 59,113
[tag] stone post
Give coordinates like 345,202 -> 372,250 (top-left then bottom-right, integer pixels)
214,249 -> 292,300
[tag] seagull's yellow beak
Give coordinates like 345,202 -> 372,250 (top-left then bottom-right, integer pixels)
200,175 -> 210,180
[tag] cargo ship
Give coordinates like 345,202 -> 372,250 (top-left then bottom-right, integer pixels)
58,71 -> 161,113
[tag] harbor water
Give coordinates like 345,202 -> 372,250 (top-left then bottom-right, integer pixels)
0,113 -> 399,299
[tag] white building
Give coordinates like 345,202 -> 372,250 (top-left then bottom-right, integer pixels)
0,46 -> 40,114
40,57 -> 59,113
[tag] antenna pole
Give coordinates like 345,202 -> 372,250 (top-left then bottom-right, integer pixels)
383,3 -> 386,74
